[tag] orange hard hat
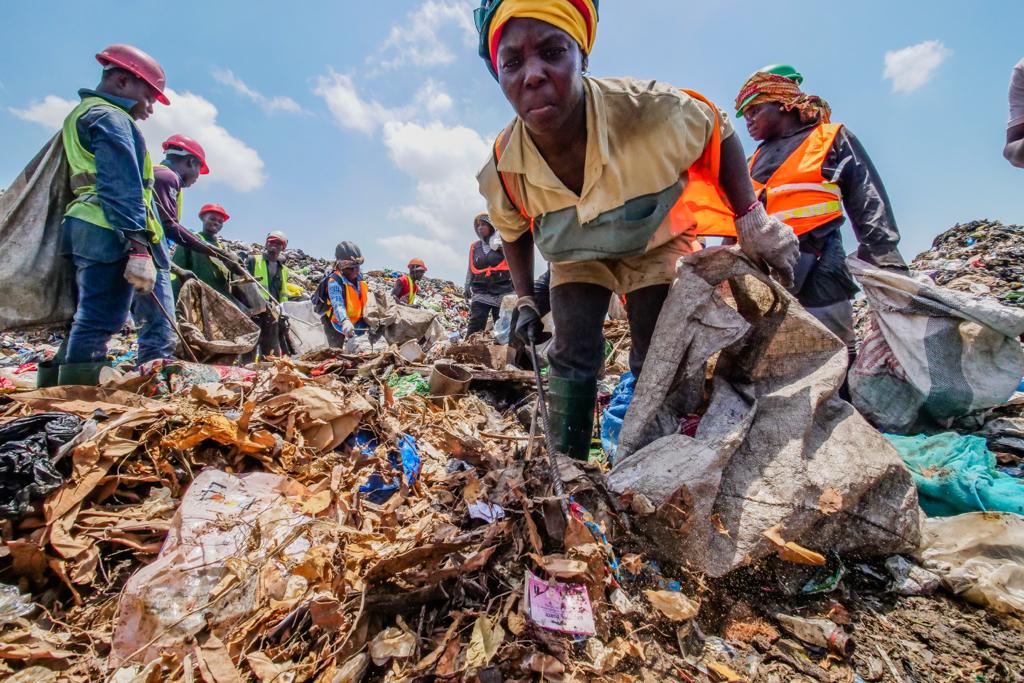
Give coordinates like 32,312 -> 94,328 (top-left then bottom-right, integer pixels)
162,134 -> 209,174
96,44 -> 169,105
408,258 -> 427,272
198,203 -> 229,221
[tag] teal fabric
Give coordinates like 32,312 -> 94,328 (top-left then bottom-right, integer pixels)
885,432 -> 1024,517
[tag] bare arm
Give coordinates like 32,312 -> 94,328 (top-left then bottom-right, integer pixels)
1004,123 -> 1024,168
501,231 -> 535,298
717,134 -> 758,214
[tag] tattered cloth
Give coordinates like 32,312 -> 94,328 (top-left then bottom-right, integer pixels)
735,71 -> 832,123
175,278 -> 260,360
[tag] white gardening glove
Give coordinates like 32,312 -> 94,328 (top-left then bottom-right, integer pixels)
735,203 -> 800,288
341,319 -> 356,338
124,252 -> 157,294
488,233 -> 503,251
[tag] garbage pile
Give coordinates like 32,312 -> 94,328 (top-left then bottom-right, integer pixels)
222,239 -> 470,333
912,220 -> 1024,306
0,246 -> 1021,682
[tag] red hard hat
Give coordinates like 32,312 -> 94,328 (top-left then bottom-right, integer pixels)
162,134 -> 209,174
408,258 -> 427,272
95,44 -> 169,105
198,203 -> 229,221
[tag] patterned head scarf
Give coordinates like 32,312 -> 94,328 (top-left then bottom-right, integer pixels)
735,72 -> 831,124
475,0 -> 599,79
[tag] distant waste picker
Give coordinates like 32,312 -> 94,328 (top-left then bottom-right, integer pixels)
392,258 -> 428,306
170,203 -> 236,301
245,231 -> 291,358
51,44 -> 172,387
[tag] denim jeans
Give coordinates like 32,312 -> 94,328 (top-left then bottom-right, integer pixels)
63,218 -> 175,365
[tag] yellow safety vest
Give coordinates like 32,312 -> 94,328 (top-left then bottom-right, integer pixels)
252,255 -> 289,302
61,96 -> 163,242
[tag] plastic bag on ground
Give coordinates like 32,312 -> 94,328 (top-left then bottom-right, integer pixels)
607,247 -> 921,577
915,512 -> 1024,616
493,294 -> 518,345
110,469 -> 337,666
0,135 -> 76,331
175,278 -> 260,361
848,257 -> 1024,434
600,372 -> 635,462
885,432 -> 1024,516
0,412 -> 83,518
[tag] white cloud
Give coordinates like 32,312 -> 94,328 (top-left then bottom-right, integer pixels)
883,40 -> 952,93
139,88 -> 266,192
314,71 -> 401,135
8,89 -> 266,193
376,234 -> 464,272
8,95 -> 77,129
371,0 -> 476,71
414,79 -> 454,117
382,120 -> 489,241
212,68 -> 304,114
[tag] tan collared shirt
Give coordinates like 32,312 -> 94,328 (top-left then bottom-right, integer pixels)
477,76 -> 733,293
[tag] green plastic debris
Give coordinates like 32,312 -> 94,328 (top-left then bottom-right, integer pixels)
388,372 -> 430,399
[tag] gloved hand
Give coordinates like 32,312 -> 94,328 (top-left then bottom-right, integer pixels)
735,203 -> 800,288
341,319 -> 356,338
488,233 -> 503,251
124,252 -> 157,294
171,264 -> 195,282
514,295 -> 543,345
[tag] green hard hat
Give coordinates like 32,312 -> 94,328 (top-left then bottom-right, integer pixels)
736,63 -> 804,117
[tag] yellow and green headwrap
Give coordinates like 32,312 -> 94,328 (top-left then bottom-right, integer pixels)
475,0 -> 599,79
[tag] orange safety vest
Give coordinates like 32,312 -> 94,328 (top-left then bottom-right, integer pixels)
493,88 -> 737,240
331,279 -> 369,325
468,242 -> 510,276
749,123 -> 845,236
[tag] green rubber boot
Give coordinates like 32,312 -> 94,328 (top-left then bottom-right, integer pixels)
36,360 -> 61,388
547,376 -> 598,461
57,362 -> 109,387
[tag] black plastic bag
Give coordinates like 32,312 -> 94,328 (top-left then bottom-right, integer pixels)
0,412 -> 83,518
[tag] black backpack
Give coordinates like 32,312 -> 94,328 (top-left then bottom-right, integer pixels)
312,272 -> 343,316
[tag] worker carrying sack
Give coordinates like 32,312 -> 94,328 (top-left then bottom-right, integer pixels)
607,247 -> 921,578
0,135 -> 76,331
848,257 -> 1024,434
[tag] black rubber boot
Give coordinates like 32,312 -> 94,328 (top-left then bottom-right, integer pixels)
36,360 -> 61,388
57,362 -> 109,387
547,376 -> 598,461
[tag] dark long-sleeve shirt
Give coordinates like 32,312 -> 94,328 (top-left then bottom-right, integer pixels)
152,164 -> 220,259
749,123 -> 906,269
72,88 -> 152,240
464,240 -> 515,307
750,122 -> 907,306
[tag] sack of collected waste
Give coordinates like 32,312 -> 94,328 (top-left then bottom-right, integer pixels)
848,257 -> 1024,434
175,278 -> 260,360
281,299 -> 329,354
915,512 -> 1024,616
0,135 -> 76,331
374,294 -> 445,348
607,247 -> 921,577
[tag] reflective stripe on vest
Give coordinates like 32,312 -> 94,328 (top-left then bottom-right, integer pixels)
252,255 -> 290,301
61,96 -> 163,243
468,242 -> 510,277
492,88 -> 737,242
749,123 -> 845,236
400,274 -> 417,305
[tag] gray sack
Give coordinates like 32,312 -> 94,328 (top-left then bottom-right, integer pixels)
607,247 -> 920,578
0,135 -> 75,331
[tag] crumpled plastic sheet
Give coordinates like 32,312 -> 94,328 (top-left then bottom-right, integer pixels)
358,434 -> 421,504
0,411 -> 83,518
885,432 -> 1024,516
600,371 -> 635,462
132,359 -> 257,397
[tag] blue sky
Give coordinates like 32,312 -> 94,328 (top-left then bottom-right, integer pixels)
1,1 -> 1021,281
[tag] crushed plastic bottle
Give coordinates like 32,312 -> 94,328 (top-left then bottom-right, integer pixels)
774,613 -> 854,658
0,583 -> 35,624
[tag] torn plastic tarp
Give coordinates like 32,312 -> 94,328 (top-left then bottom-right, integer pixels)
885,432 -> 1024,516
0,412 -> 83,518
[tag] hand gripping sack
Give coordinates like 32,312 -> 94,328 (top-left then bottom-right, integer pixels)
848,257 -> 1024,434
607,247 -> 920,577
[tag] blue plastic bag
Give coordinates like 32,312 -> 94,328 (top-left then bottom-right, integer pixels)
358,434 -> 421,503
885,432 -> 1024,517
600,372 -> 635,463
398,434 -> 421,486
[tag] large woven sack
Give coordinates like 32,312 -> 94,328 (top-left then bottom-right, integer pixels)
175,278 -> 259,360
607,247 -> 920,577
0,135 -> 75,331
848,257 -> 1024,434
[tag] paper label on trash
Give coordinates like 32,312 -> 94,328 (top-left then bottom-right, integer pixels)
523,570 -> 595,636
